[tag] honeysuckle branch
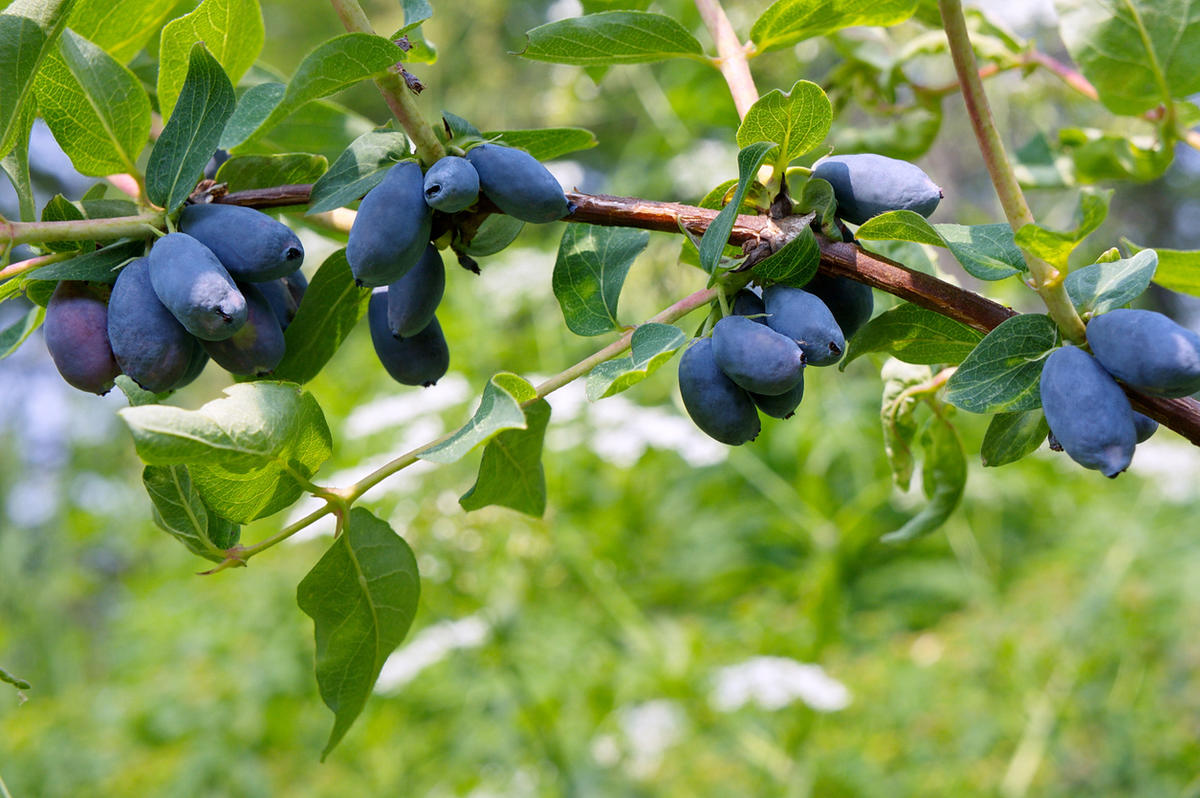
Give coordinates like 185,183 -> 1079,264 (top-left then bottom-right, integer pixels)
694,0 -> 759,120
938,0 -> 1088,345
0,210 -> 163,248
0,250 -> 74,281
329,0 -> 446,165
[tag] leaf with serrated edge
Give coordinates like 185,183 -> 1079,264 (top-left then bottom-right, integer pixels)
146,43 -> 236,213
307,131 -> 410,215
143,465 -> 240,561
519,11 -> 705,66
945,314 -> 1057,414
1066,249 -> 1157,315
33,28 -> 151,176
297,508 -> 419,760
0,0 -> 72,158
842,302 -> 983,369
460,399 -> 550,516
419,374 -> 532,465
737,80 -> 831,167
157,0 -> 263,121
751,0 -> 917,53
699,141 -> 775,274
980,410 -> 1049,468
585,323 -> 687,400
274,249 -> 371,385
553,225 -> 649,336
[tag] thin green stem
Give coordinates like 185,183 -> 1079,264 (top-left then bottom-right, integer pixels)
330,0 -> 446,165
0,250 -> 74,281
1,211 -> 164,248
938,0 -> 1086,343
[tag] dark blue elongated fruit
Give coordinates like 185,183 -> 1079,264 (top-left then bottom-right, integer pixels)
44,281 -> 121,395
1133,411 -> 1158,443
1039,345 -> 1136,477
347,160 -> 432,287
812,153 -> 942,225
170,345 -> 209,391
465,143 -> 569,223
368,291 -> 449,386
202,283 -> 286,376
258,268 -> 307,331
149,232 -> 247,341
677,338 -> 760,445
803,273 -> 873,339
711,315 -> 804,395
423,156 -> 480,213
732,288 -> 766,322
179,203 -> 304,282
387,244 -> 445,338
751,374 -> 805,419
1086,308 -> 1200,398
762,284 -> 846,366
108,258 -> 201,393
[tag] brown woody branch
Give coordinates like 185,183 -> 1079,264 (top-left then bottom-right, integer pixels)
214,185 -> 1200,445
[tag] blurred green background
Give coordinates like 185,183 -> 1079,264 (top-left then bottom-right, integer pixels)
3,1 -> 1200,796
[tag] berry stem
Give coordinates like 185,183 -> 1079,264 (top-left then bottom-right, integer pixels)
938,0 -> 1087,344
329,0 -> 446,166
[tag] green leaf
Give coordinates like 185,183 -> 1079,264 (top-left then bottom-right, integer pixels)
67,0 -> 179,63
585,322 -> 687,400
1013,188 -> 1111,270
220,82 -> 284,150
460,398 -> 551,517
245,34 -> 406,145
751,226 -> 820,287
145,43 -> 236,213
22,239 -> 142,285
980,410 -> 1049,468
518,11 -> 706,66
944,314 -> 1058,414
1065,249 -> 1157,315
143,465 -> 240,562
751,0 -> 918,53
442,110 -> 481,140
398,0 -> 432,30
157,0 -> 263,121
1056,0 -> 1200,116
420,373 -> 532,465
273,249 -> 371,385
0,0 -> 72,158
881,412 -> 965,543
1125,238 -> 1200,296
118,383 -> 332,522
33,28 -> 151,176
1059,126 -> 1174,183
307,130 -> 409,215
841,302 -> 983,369
459,214 -> 524,257
552,225 -> 649,336
797,176 -> 839,237
297,508 -> 419,760
40,193 -> 85,252
736,80 -> 832,167
856,210 -> 1026,280
0,665 -> 31,691
698,141 -> 775,274
214,152 -> 327,192
116,374 -> 163,407
482,127 -> 598,161
0,102 -> 36,222
0,302 -> 43,359
880,359 -> 932,488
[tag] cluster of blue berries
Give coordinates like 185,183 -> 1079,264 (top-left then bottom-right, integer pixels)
348,143 -> 569,387
44,204 -> 306,395
1041,310 -> 1200,476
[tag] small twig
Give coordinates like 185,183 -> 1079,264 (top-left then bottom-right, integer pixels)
693,0 -> 759,119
